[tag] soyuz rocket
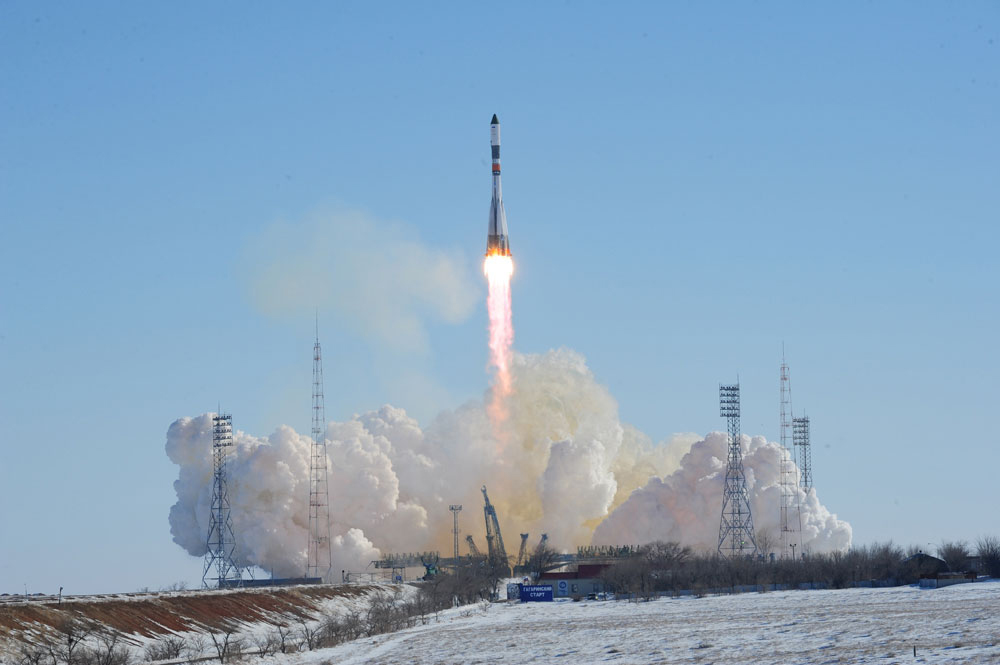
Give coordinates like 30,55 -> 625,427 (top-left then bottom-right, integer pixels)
486,114 -> 511,257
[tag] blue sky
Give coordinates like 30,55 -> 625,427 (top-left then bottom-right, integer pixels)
1,2 -> 997,593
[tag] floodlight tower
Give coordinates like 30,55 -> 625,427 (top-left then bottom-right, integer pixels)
779,355 -> 799,559
794,416 -> 812,491
718,383 -> 758,558
307,323 -> 332,581
449,505 -> 462,559
203,412 -> 242,588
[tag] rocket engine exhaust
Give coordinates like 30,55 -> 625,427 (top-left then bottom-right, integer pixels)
484,114 -> 514,425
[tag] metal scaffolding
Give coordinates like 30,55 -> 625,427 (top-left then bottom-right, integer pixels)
718,383 -> 757,558
203,412 -> 242,588
307,324 -> 332,581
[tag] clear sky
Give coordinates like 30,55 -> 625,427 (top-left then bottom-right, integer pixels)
1,2 -> 997,594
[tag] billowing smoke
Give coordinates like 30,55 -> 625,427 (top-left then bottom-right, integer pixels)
592,432 -> 852,552
167,349 -> 851,577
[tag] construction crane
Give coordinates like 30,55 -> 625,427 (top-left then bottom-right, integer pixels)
466,534 -> 483,558
535,533 -> 548,553
481,485 -> 509,570
516,533 -> 529,568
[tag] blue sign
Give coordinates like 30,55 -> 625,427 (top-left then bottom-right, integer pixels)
556,580 -> 569,596
519,584 -> 554,602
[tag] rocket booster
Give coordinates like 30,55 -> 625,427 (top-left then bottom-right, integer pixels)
486,114 -> 511,257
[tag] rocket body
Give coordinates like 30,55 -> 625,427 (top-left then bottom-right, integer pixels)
486,114 -> 511,256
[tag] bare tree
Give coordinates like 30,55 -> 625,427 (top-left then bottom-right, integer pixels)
976,535 -> 1000,577
297,618 -> 321,651
183,636 -> 206,660
93,631 -> 131,665
48,618 -> 96,665
143,636 -> 186,661
157,581 -> 188,593
937,540 -> 971,572
14,641 -> 49,665
251,632 -> 279,658
526,544 -> 559,580
274,623 -> 296,654
365,591 -> 401,637
208,627 -> 243,664
756,529 -> 777,560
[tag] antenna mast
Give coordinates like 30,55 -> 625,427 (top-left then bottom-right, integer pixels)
308,321 -> 332,580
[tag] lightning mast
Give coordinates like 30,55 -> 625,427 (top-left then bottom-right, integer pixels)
794,416 -> 812,491
203,411 -> 242,588
718,383 -> 758,558
307,323 -> 332,580
779,355 -> 799,559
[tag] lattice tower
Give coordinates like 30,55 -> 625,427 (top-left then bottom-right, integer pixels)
718,384 -> 758,558
794,416 -> 812,490
779,357 -> 799,559
307,325 -> 332,580
203,412 -> 242,588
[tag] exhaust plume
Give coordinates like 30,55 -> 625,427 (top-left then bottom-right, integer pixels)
483,254 -> 514,426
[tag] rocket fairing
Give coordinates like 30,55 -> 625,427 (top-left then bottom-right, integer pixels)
486,114 -> 511,257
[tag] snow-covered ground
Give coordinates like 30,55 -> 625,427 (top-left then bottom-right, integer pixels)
272,580 -> 1000,664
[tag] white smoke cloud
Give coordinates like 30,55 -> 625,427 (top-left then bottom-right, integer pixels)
593,432 -> 853,553
242,209 -> 479,352
166,349 -> 851,577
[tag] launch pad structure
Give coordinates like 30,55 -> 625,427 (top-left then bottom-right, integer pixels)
482,485 -> 510,574
718,383 -> 758,558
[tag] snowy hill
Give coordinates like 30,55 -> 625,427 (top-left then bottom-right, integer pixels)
270,580 -> 1000,665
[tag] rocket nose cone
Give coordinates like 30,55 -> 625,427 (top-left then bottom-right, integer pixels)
491,114 -> 499,125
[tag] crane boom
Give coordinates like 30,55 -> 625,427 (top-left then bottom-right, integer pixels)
465,534 -> 482,557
